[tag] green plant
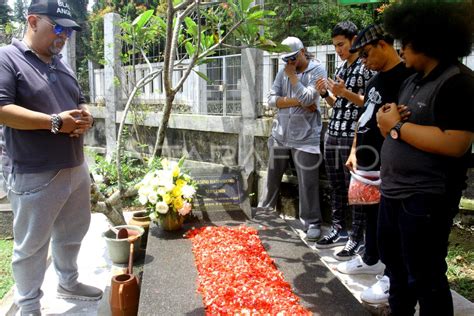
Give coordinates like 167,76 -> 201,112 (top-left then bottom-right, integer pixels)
92,153 -> 161,197
447,226 -> 474,301
0,239 -> 14,300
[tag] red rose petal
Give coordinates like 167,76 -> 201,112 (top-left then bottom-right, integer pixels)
186,226 -> 311,315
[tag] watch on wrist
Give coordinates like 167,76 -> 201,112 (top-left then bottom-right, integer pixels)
51,114 -> 63,134
390,121 -> 405,140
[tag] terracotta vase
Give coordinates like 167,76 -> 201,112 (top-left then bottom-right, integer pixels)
158,213 -> 184,231
110,273 -> 140,316
128,211 -> 150,247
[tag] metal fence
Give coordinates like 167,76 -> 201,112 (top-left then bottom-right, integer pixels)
89,43 -> 474,117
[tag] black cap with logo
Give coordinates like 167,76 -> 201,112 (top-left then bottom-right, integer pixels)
28,0 -> 81,31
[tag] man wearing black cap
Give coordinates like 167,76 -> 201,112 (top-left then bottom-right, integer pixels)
335,24 -> 414,306
0,0 -> 100,314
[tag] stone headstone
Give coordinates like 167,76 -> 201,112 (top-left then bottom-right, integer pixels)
187,165 -> 253,220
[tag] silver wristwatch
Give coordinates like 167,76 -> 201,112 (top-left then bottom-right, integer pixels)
51,114 -> 63,134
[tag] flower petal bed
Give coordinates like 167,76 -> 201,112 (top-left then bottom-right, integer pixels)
185,226 -> 311,315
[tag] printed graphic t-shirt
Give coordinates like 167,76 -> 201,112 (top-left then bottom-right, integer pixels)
328,58 -> 376,138
356,62 -> 414,171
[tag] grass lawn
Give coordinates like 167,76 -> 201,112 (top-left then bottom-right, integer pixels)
447,225 -> 474,302
0,239 -> 13,300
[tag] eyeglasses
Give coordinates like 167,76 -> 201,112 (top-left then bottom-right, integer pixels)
359,46 -> 374,59
36,15 -> 73,38
282,52 -> 299,63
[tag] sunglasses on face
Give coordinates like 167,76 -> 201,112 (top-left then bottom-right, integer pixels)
359,45 -> 375,59
36,15 -> 74,38
282,52 -> 299,63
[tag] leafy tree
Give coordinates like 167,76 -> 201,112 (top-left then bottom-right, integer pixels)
114,1 -> 282,190
0,4 -> 11,25
13,0 -> 27,23
89,1 -> 285,224
263,0 -> 385,45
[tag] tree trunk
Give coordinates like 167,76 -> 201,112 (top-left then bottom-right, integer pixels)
153,94 -> 175,158
90,182 -> 127,226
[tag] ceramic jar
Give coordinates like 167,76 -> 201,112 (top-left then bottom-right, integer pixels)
128,211 -> 150,247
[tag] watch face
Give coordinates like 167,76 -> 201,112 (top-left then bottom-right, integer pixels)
390,128 -> 399,140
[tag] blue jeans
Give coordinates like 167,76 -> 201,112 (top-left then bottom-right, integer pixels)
378,194 -> 454,316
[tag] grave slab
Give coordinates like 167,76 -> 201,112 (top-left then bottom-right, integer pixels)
138,209 -> 369,315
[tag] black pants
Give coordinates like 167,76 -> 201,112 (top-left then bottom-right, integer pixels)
378,194 -> 454,316
360,204 -> 380,265
324,134 -> 365,240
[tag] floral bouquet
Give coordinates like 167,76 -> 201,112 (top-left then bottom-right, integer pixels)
135,157 -> 197,229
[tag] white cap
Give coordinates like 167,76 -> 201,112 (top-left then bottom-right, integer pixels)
281,36 -> 304,59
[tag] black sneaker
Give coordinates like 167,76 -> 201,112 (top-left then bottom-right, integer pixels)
315,227 -> 349,249
335,239 -> 365,261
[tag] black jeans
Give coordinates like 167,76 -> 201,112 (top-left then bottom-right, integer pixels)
360,203 -> 380,265
378,194 -> 454,316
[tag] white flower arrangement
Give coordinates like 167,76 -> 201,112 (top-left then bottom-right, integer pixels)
135,157 -> 197,221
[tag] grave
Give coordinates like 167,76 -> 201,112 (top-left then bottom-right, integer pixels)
138,207 -> 369,315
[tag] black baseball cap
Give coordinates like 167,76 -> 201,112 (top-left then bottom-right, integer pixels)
28,0 -> 81,31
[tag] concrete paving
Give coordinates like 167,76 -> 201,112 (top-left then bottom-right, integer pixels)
0,212 -> 473,315
284,216 -> 474,316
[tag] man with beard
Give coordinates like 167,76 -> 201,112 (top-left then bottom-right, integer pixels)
0,0 -> 101,314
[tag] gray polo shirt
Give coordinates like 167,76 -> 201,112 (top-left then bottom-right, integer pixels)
0,38 -> 85,174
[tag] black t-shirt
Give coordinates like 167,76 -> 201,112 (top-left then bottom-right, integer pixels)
435,64 -> 474,204
355,63 -> 414,170
381,62 -> 474,200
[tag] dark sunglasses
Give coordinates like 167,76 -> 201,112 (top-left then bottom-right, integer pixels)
37,15 -> 74,38
359,49 -> 370,59
359,45 -> 375,59
282,52 -> 299,63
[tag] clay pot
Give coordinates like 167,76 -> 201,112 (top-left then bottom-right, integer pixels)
158,213 -> 184,231
103,225 -> 144,264
128,211 -> 150,248
110,273 -> 139,316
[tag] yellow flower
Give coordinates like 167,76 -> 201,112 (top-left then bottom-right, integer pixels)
162,193 -> 172,204
172,186 -> 183,198
172,165 -> 180,178
176,179 -> 186,188
173,196 -> 184,210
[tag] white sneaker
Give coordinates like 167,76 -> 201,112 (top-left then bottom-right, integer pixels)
361,275 -> 390,304
337,255 -> 385,275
